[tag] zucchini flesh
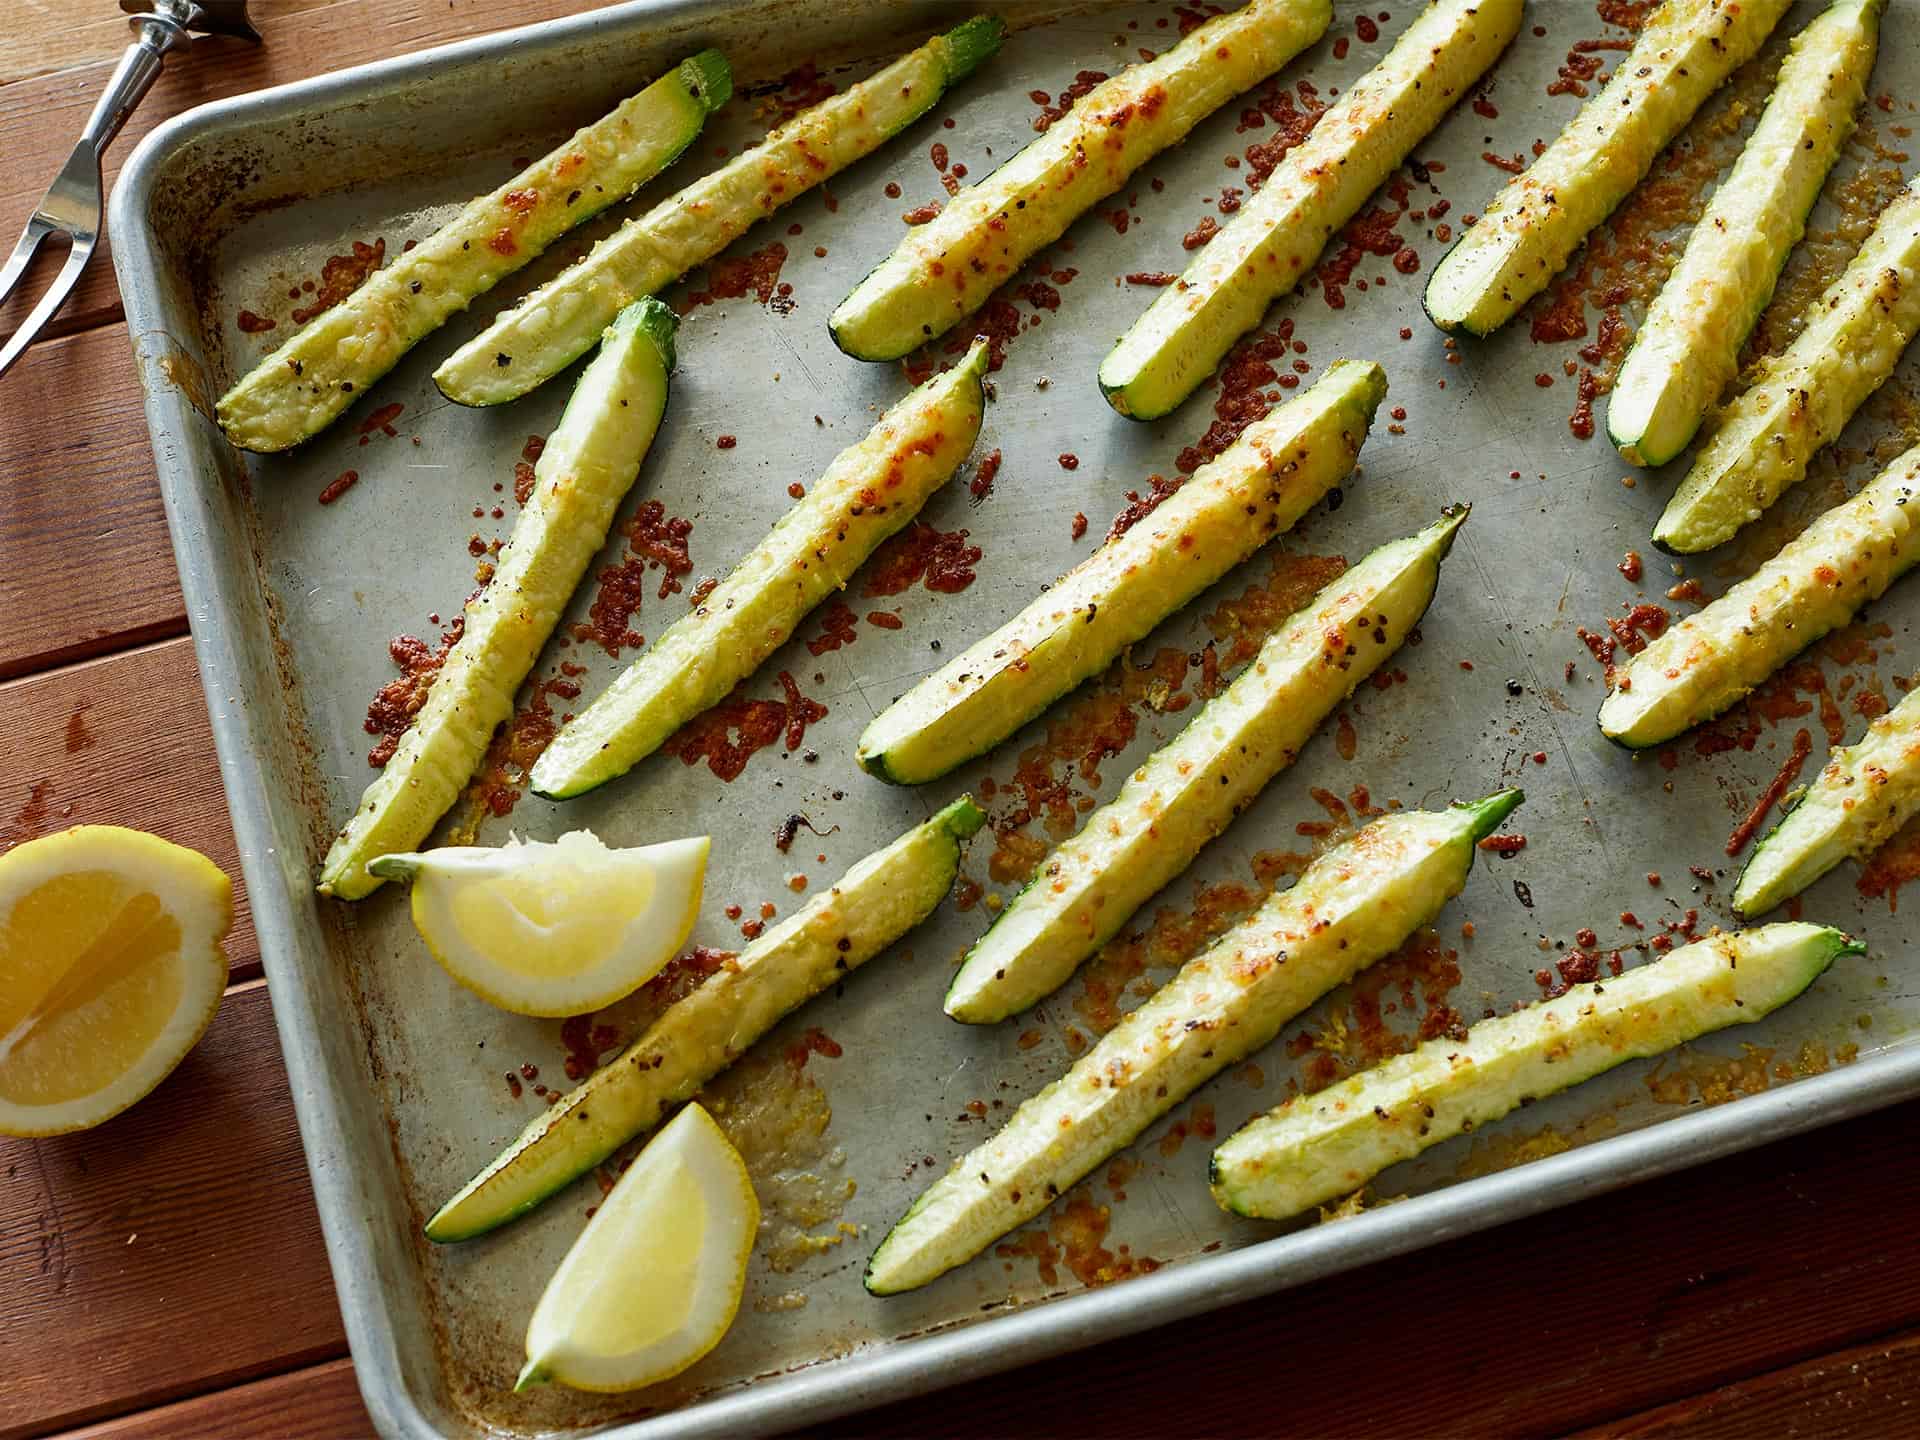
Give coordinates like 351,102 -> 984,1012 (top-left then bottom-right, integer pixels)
215,52 -> 728,453
1601,442 -> 1920,749
426,797 -> 985,1242
856,359 -> 1385,787
1209,924 -> 1852,1219
828,0 -> 1331,362
1100,0 -> 1521,420
1423,0 -> 1792,337
1735,686 -> 1920,916
434,18 -> 1007,407
946,507 -> 1468,1024
1654,179 -> 1920,553
530,339 -> 990,799
1609,0 -> 1882,469
863,789 -> 1522,1295
315,300 -> 678,902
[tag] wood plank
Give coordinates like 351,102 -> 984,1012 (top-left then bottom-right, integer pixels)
52,1358 -> 370,1440
2,637 -> 255,980
0,322 -> 184,680
829,1101 -> 1920,1438
0,983 -> 347,1440
1577,1327 -> 1920,1439
0,0 -> 631,346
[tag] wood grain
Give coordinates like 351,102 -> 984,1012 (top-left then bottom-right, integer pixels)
1579,1327 -> 1920,1438
831,1100 -> 1920,1439
0,0 -> 630,345
2,636 -> 255,980
51,1358 -> 371,1440
0,322 -> 184,680
0,982 -> 346,1440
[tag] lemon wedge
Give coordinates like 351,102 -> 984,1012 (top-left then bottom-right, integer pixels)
368,831 -> 708,1017
0,825 -> 233,1137
520,1102 -> 758,1393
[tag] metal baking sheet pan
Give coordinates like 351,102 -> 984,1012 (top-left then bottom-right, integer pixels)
110,2 -> 1920,1435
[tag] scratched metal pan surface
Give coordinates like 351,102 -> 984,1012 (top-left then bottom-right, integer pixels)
110,0 -> 1920,1435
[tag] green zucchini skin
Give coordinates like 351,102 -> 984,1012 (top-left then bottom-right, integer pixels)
1734,686 -> 1920,916
1608,0 -> 1882,469
1654,179 -> 1920,554
856,359 -> 1386,787
863,788 -> 1522,1296
425,797 -> 985,1242
1099,0 -> 1522,420
315,299 -> 678,901
215,53 -> 727,453
434,19 -> 1006,407
1422,0 -> 1792,338
828,0 -> 1332,363
1601,442 -> 1920,750
529,339 -> 990,800
945,506 -> 1469,1025
1209,924 -> 1853,1219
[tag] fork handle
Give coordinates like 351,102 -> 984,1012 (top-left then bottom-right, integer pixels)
81,4 -> 193,155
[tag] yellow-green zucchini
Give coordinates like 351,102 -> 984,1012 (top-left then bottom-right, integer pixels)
531,340 -> 989,799
1609,0 -> 1882,468
435,18 -> 1005,406
1654,179 -> 1920,553
828,0 -> 1330,362
864,789 -> 1522,1295
316,299 -> 677,901
946,507 -> 1467,1024
1101,0 -> 1521,419
857,359 -> 1384,786
1423,0 -> 1791,337
1602,442 -> 1920,748
426,797 -> 984,1242
1735,686 -> 1920,916
1210,924 -> 1851,1219
216,52 -> 727,452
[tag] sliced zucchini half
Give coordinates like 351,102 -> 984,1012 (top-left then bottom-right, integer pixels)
946,506 -> 1468,1025
426,796 -> 985,1242
1734,686 -> 1920,916
1423,0 -> 1792,338
435,17 -> 1006,407
1100,0 -> 1522,420
828,0 -> 1331,363
1654,179 -> 1920,553
857,358 -> 1385,787
1608,0 -> 1882,469
1601,442 -> 1920,749
316,299 -> 678,902
1210,923 -> 1853,1220
215,52 -> 728,453
530,339 -> 990,800
863,788 -> 1522,1295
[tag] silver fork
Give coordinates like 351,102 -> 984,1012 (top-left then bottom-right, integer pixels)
0,0 -> 259,379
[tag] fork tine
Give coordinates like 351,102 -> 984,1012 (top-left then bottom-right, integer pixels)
0,237 -> 94,380
0,216 -> 54,313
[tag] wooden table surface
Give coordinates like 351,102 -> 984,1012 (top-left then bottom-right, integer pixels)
4,4 -> 1919,1438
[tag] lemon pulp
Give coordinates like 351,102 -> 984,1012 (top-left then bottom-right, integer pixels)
0,827 -> 232,1135
448,850 -> 657,981
521,1102 -> 757,1393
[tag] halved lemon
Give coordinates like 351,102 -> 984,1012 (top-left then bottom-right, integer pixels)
368,830 -> 708,1017
0,825 -> 233,1137
520,1102 -> 759,1393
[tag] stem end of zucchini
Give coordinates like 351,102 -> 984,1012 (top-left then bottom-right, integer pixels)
935,793 -> 989,840
607,295 -> 680,371
679,49 -> 733,113
1457,787 -> 1524,842
942,15 -> 1007,82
